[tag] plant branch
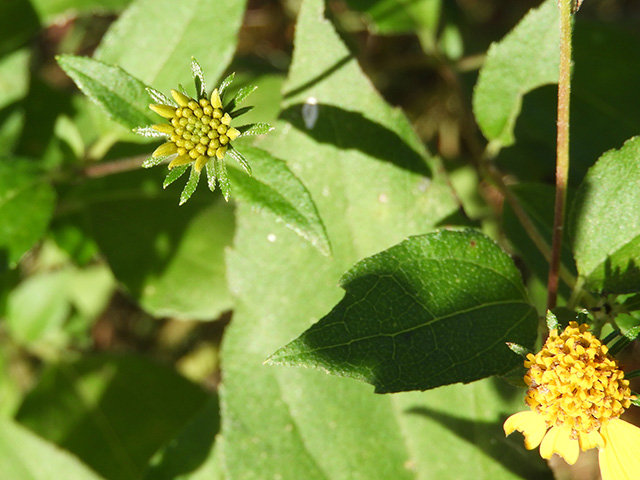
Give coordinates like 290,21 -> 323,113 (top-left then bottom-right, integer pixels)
547,0 -> 573,311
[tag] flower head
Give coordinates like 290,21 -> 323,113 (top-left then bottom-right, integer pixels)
135,58 -> 272,204
504,322 -> 640,479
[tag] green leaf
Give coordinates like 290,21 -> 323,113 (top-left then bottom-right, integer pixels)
473,0 -> 559,151
226,146 -> 251,175
214,158 -> 231,201
502,183 -> 576,299
218,0 -> 544,478
569,136 -> 640,293
16,355 -> 207,480
63,168 -> 234,320
228,147 -> 330,256
94,0 -> 247,93
238,122 -> 274,137
56,54 -> 157,129
179,166 -> 201,206
30,0 -> 131,25
0,48 -> 30,110
5,270 -> 71,350
225,85 -> 258,112
0,158 -> 56,268
143,396 -> 220,480
268,230 -> 537,392
191,57 -> 206,100
0,419 -> 104,480
217,72 -> 235,99
0,0 -> 40,57
163,164 -> 189,187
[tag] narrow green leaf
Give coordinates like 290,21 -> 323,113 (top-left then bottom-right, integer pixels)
205,160 -> 216,192
146,86 -> 175,107
238,122 -> 274,136
163,164 -> 189,187
473,0 -> 559,151
179,166 -> 201,206
226,146 -> 251,175
228,147 -> 331,256
0,158 -> 56,268
229,106 -> 254,118
570,136 -> 640,293
0,419 -> 104,480
268,230 -> 537,393
133,126 -> 167,138
218,72 -> 235,100
95,0 -> 247,93
142,155 -> 167,168
57,54 -> 156,129
191,57 -> 206,99
225,85 -> 258,111
214,158 -> 231,201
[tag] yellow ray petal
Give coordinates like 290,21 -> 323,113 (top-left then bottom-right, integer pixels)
151,123 -> 174,135
504,411 -> 547,450
194,155 -> 209,172
599,418 -> 640,480
215,146 -> 227,160
168,154 -> 192,169
540,425 -> 580,465
171,89 -> 191,107
152,142 -> 178,158
149,104 -> 176,119
227,127 -> 240,141
578,430 -> 604,451
221,113 -> 232,125
211,88 -> 222,108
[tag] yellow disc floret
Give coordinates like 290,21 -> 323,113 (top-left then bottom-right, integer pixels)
524,322 -> 632,440
149,88 -> 241,172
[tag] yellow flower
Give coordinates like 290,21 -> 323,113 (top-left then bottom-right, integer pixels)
135,58 -> 271,204
149,87 -> 241,173
504,322 -> 640,479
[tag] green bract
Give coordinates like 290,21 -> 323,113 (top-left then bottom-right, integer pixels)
135,58 -> 272,204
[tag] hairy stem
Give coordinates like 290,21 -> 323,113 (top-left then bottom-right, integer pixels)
547,0 -> 573,311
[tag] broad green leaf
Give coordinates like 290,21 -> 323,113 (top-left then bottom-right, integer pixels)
62,168 -> 234,320
95,0 -> 247,93
473,0 -> 559,151
268,230 -> 537,393
569,137 -> 640,293
0,48 -> 30,110
0,419 -> 104,480
30,0 -> 131,25
219,0 -> 544,478
496,21 -> 640,185
144,396 -> 220,480
57,55 -> 156,129
228,147 -> 330,256
16,355 -> 208,480
0,158 -> 56,268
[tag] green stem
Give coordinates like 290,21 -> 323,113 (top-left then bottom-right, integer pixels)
547,0 -> 573,311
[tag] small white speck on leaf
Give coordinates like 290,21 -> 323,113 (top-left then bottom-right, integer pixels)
378,193 -> 389,203
267,234 -> 277,242
302,97 -> 319,129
